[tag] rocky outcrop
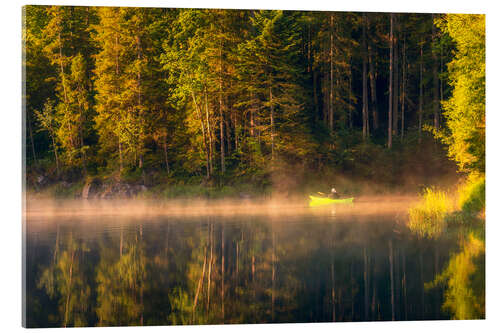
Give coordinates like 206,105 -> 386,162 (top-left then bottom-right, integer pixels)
82,178 -> 101,199
82,179 -> 147,199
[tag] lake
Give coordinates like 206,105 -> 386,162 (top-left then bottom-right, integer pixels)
23,198 -> 458,327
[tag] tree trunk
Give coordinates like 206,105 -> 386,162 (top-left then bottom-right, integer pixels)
362,14 -> 369,140
78,105 -> 87,176
117,138 -> 123,173
392,16 -> 399,138
432,15 -> 440,130
219,40 -> 225,175
192,91 -> 210,178
250,92 -> 255,137
313,70 -> 319,122
368,46 -> 378,131
269,84 -> 275,161
27,112 -> 37,166
388,14 -> 394,149
329,14 -> 334,132
115,33 -> 123,173
367,19 -> 378,131
419,41 -> 424,144
51,133 -> 60,176
401,35 -> 406,142
163,133 -> 170,175
204,88 -> 214,175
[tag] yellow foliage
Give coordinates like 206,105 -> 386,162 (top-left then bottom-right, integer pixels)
408,188 -> 453,239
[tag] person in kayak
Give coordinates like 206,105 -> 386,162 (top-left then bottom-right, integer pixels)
328,187 -> 340,199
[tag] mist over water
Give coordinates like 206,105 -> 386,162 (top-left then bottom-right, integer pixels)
24,197 -> 455,327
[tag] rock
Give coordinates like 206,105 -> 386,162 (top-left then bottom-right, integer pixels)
37,175 -> 47,186
60,181 -> 71,188
239,192 -> 251,199
82,178 -> 101,199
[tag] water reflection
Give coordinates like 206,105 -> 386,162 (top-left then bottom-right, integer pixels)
26,210 -> 461,327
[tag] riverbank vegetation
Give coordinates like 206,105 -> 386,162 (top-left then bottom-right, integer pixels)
406,14 -> 485,320
24,7 -> 465,199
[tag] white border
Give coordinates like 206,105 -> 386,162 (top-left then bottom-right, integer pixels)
2,1 -> 499,332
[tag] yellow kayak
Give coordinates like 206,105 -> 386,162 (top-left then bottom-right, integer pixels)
309,195 -> 354,207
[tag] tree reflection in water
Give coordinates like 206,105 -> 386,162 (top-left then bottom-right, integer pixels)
27,213 -> 474,327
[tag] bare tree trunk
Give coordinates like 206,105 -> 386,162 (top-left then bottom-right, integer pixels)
163,134 -> 170,174
250,92 -> 255,137
219,40 -> 225,175
419,41 -> 424,144
432,15 -> 440,130
192,92 -> 210,178
27,112 -> 37,166
401,35 -> 406,142
440,40 -> 444,103
392,15 -> 399,138
205,88 -> 214,175
115,33 -> 123,174
368,45 -> 378,131
362,14 -> 369,140
50,133 -> 60,176
388,14 -> 394,149
118,139 -> 123,173
269,84 -> 275,161
313,70 -> 319,122
329,14 -> 334,132
367,18 -> 379,131
78,106 -> 87,176
136,35 -> 145,185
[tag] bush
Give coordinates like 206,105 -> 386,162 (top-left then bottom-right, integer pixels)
458,175 -> 485,215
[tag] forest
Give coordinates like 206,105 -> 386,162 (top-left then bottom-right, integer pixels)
23,6 -> 485,198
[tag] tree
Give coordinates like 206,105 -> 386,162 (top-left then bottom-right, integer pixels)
34,99 -> 60,175
435,14 -> 485,173
41,6 -> 96,173
388,14 -> 394,149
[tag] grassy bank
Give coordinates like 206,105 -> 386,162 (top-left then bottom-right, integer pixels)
407,175 -> 485,320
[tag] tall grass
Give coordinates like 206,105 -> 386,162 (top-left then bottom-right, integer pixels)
408,175 -> 485,238
408,188 -> 453,239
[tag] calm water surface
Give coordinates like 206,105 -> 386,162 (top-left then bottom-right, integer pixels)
24,199 -> 457,327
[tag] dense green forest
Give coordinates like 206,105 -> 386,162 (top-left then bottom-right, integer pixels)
23,6 -> 485,197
